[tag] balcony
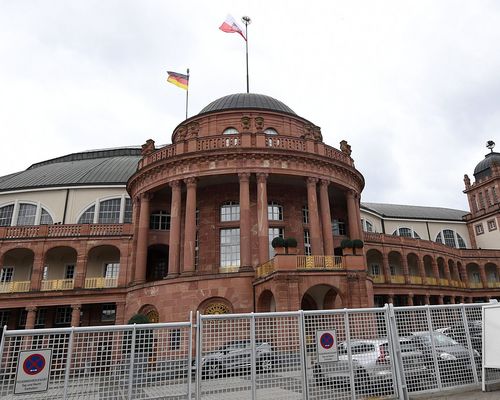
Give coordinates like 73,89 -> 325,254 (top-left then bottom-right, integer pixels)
84,277 -> 118,289
469,282 -> 483,289
409,276 -> 422,284
256,255 -> 345,278
0,281 -> 31,293
40,279 -> 74,291
372,275 -> 385,284
487,282 -> 500,288
439,278 -> 449,286
425,277 -> 438,285
390,275 -> 405,284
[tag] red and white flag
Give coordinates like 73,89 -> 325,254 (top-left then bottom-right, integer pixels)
219,14 -> 246,41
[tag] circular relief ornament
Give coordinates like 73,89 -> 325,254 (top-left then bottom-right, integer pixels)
146,309 -> 160,323
204,303 -> 231,315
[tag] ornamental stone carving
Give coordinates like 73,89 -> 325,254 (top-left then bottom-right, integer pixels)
141,139 -> 156,156
464,174 -> 471,189
254,116 -> 264,131
340,140 -> 352,156
188,122 -> 200,138
241,116 -> 251,131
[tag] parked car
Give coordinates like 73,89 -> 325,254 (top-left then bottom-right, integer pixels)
313,338 -> 428,392
195,340 -> 275,379
408,331 -> 480,385
438,321 -> 482,355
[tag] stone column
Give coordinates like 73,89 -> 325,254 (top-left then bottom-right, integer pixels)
438,295 -> 444,305
115,302 -> 126,325
382,252 -> 391,283
449,297 -> 456,304
71,304 -> 81,327
408,294 -> 414,306
346,190 -> 360,239
74,250 -> 87,289
182,177 -> 197,274
257,173 -> 270,264
401,254 -> 410,284
431,258 -> 439,280
239,173 -> 252,270
319,180 -> 334,255
30,251 -> 44,291
134,193 -> 151,284
387,294 -> 394,304
25,306 -> 37,329
416,256 -> 426,281
168,180 -> 182,276
480,264 -> 488,288
306,177 -> 323,255
460,264 -> 469,287
444,262 -> 452,284
424,294 -> 430,305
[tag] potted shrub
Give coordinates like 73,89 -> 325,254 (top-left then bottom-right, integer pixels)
271,237 -> 286,254
352,239 -> 364,255
340,239 -> 354,255
285,237 -> 298,254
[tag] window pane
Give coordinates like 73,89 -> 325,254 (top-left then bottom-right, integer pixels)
443,229 -> 456,247
40,208 -> 53,225
104,263 -> 120,278
0,267 -> 14,283
304,230 -> 311,256
0,205 -> 14,226
269,227 -> 284,257
457,234 -> 466,249
79,205 -> 95,224
268,202 -> 283,221
123,198 -> 133,223
332,219 -> 346,235
221,202 -> 240,222
17,204 -> 36,226
99,199 -> 121,224
220,228 -> 240,269
101,304 -> 116,321
150,211 -> 170,230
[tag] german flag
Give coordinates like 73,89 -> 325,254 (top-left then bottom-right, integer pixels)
167,71 -> 189,90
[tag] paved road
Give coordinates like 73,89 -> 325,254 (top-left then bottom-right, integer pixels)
412,387 -> 500,400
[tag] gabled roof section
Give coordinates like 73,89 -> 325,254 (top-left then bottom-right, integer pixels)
0,148 -> 142,192
361,202 -> 467,221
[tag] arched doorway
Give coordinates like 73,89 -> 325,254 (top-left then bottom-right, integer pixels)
257,290 -> 276,312
301,284 -> 343,310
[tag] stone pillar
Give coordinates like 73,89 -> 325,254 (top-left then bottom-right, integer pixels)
431,258 -> 439,280
444,263 -> 452,284
115,302 -> 126,325
401,254 -> 410,284
25,306 -> 37,329
408,294 -> 414,306
438,295 -> 444,305
460,264 -> 469,286
257,173 -> 269,264
424,294 -> 430,305
449,297 -> 456,304
387,294 -> 394,304
480,264 -> 488,288
182,177 -> 197,274
306,177 -> 323,255
346,190 -> 360,239
168,180 -> 182,276
382,252 -> 391,283
319,180 -> 334,255
74,251 -> 87,289
239,173 -> 252,270
71,304 -> 81,327
30,252 -> 44,291
134,193 -> 151,284
416,256 -> 426,280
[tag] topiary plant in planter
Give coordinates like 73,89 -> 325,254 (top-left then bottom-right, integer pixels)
285,237 -> 298,248
352,239 -> 364,255
340,239 -> 353,249
128,314 -> 151,324
271,237 -> 286,249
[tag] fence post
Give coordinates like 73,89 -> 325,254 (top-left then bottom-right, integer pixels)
387,303 -> 409,400
196,312 -> 201,400
127,324 -> 137,400
298,310 -> 308,400
425,305 -> 443,389
344,309 -> 356,400
250,313 -> 257,400
63,327 -> 75,399
460,304 -> 479,383
187,311 -> 193,400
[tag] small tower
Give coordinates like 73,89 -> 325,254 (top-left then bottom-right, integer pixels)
463,141 -> 500,249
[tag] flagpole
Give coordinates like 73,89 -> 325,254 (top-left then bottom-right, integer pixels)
242,16 -> 251,93
186,68 -> 190,119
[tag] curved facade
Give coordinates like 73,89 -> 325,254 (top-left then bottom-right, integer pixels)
0,93 -> 499,330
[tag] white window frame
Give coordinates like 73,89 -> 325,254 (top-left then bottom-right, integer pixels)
268,202 -> 283,221
77,195 -> 130,224
392,227 -> 420,239
487,219 -> 497,232
0,201 -> 54,226
475,224 -> 484,235
64,264 -> 75,280
435,229 -> 467,249
304,230 -> 311,256
220,201 -> 240,222
0,267 -> 14,283
269,227 -> 284,257
220,228 -> 240,269
103,262 -> 120,279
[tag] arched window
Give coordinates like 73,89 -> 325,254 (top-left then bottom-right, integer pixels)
99,199 -> 121,224
392,227 -> 421,239
361,218 -> 374,232
436,229 -> 467,249
222,127 -> 239,135
264,128 -> 278,135
78,196 -> 131,224
268,202 -> 283,221
220,201 -> 240,222
0,203 -> 54,226
79,205 -> 95,224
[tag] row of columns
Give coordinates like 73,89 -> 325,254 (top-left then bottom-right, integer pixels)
134,174 -> 363,283
23,303 -> 126,329
385,294 -> 491,306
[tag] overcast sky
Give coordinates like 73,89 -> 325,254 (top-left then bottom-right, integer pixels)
1,0 -> 499,210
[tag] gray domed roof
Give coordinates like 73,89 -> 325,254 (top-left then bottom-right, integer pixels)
198,93 -> 296,115
474,152 -> 500,181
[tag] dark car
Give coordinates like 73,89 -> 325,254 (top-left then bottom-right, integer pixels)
409,331 -> 480,385
195,340 -> 274,379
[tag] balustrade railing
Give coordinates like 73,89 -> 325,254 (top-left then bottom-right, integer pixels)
469,282 -> 483,289
488,281 -> 500,288
372,275 -> 385,283
439,278 -> 450,286
409,276 -> 422,284
84,277 -> 119,289
256,260 -> 275,278
390,275 -> 405,284
425,277 -> 438,285
0,223 -> 131,240
40,279 -> 75,291
0,281 -> 30,293
296,255 -> 344,270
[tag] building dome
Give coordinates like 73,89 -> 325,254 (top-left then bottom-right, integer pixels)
473,152 -> 500,181
198,93 -> 296,116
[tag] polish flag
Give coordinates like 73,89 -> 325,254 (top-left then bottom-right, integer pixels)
219,14 -> 247,41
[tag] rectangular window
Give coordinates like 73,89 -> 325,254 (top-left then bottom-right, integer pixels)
332,219 -> 346,235
0,204 -> 14,226
220,228 -> 240,269
0,310 -> 10,327
195,231 -> 200,269
101,304 -> 116,322
221,202 -> 240,222
150,211 -> 170,230
268,227 -> 284,257
487,219 -> 497,231
42,266 -> 48,280
18,310 -> 27,328
98,199 -> 121,224
0,267 -> 13,283
17,204 -> 37,226
104,263 -> 120,279
302,205 -> 309,224
370,264 -> 380,276
475,224 -> 484,235
304,230 -> 311,256
35,309 -> 47,327
55,307 -> 72,325
268,202 -> 283,221
64,264 -> 75,279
